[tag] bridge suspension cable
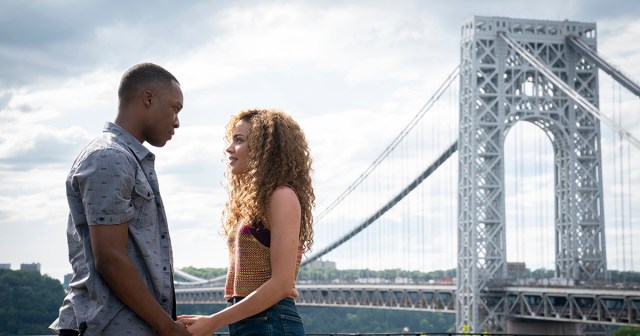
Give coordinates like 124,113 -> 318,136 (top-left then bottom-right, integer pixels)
498,32 -> 640,150
609,78 -> 636,273
173,269 -> 210,286
566,35 -> 640,99
302,141 -> 458,266
313,65 -> 460,224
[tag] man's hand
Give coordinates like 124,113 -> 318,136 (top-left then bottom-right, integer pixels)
178,315 -> 217,336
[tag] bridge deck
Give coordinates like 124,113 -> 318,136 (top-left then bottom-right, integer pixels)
176,284 -> 640,327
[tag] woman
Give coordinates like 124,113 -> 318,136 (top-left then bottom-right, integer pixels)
179,108 -> 314,336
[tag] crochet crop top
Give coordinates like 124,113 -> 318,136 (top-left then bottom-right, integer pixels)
224,221 -> 303,299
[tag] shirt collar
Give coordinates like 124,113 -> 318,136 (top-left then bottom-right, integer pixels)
103,122 -> 153,161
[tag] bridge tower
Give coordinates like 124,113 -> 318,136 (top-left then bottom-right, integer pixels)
457,16 -> 607,332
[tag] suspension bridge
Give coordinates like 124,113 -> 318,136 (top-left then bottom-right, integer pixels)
175,16 -> 640,335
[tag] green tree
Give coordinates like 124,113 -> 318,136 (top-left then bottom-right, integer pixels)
0,269 -> 65,335
614,326 -> 640,336
179,266 -> 227,279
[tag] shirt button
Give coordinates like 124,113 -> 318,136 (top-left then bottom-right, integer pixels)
161,234 -> 166,239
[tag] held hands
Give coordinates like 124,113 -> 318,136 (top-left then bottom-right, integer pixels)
177,315 -> 217,336
157,320 -> 190,336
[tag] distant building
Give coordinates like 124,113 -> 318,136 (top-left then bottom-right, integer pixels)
306,260 -> 336,269
439,276 -> 454,284
20,262 -> 41,273
394,277 -> 413,284
63,273 -> 74,289
354,277 -> 390,284
0,263 -> 10,270
507,262 -> 526,275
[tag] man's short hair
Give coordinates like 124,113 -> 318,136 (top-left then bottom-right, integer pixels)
118,63 -> 179,104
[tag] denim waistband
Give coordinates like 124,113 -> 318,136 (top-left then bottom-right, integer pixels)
227,296 -> 296,307
227,296 -> 245,304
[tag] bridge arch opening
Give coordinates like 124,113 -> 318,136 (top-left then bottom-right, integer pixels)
504,119 -> 556,281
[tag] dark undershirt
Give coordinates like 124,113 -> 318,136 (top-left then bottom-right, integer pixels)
250,220 -> 271,247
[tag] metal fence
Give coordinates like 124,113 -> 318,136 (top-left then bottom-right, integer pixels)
210,333 -> 564,336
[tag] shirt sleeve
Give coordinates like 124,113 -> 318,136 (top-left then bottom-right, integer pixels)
74,147 -> 137,225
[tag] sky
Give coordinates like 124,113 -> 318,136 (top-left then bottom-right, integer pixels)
1,0 -> 639,282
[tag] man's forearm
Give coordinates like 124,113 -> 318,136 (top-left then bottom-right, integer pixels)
96,252 -> 175,333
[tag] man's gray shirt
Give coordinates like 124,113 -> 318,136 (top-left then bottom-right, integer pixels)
50,122 -> 175,335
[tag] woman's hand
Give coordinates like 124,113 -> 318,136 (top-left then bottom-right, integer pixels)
177,315 -> 217,336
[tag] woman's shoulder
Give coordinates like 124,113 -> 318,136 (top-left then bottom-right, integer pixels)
269,186 -> 301,212
268,186 -> 302,229
271,185 -> 299,202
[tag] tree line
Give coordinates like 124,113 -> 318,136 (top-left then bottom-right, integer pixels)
181,265 -> 640,286
180,265 -> 458,284
0,269 -> 65,335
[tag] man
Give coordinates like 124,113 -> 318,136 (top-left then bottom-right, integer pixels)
50,63 -> 190,336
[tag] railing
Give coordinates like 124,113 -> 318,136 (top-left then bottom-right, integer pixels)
207,333 -> 565,336
177,284 -> 640,327
305,334 -> 567,336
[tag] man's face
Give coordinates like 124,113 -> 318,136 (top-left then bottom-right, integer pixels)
145,80 -> 183,147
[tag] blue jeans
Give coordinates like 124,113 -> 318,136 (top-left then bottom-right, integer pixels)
227,297 -> 305,336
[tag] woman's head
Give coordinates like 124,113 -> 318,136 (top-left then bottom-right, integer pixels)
225,118 -> 251,175
223,108 -> 315,252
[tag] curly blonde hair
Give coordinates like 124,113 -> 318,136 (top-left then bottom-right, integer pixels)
222,108 -> 315,253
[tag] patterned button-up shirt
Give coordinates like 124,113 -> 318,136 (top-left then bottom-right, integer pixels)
50,122 -> 175,335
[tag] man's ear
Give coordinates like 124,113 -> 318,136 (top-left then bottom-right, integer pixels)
142,89 -> 153,108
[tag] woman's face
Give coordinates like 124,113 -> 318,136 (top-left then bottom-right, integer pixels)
226,119 -> 251,175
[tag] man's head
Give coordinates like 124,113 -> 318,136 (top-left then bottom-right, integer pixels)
117,63 -> 183,147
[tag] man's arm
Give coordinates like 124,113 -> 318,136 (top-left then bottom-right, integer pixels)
89,223 -> 189,336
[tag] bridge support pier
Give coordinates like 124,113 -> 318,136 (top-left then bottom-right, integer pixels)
457,16 -> 607,332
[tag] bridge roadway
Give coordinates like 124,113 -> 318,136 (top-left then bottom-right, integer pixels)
176,283 -> 640,327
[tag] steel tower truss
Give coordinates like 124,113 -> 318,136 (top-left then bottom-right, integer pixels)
457,16 -> 607,332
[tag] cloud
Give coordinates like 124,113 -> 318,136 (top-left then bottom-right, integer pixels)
1,1 -> 640,281
0,126 -> 89,168
0,92 -> 10,111
0,1 -> 226,88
